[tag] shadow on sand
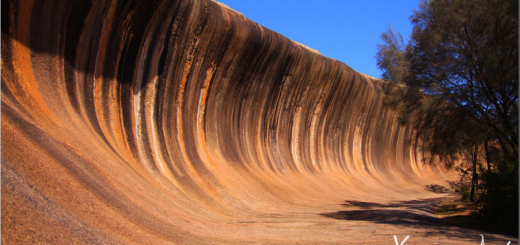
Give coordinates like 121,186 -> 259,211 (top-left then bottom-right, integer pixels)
425,184 -> 451,193
320,197 -> 517,244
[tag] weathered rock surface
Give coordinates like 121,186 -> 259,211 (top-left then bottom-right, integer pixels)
2,0 -> 514,244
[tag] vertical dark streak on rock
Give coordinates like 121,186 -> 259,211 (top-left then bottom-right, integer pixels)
1,0 -> 13,34
63,0 -> 92,111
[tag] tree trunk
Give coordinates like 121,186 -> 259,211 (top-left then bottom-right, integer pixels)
470,143 -> 478,202
484,140 -> 491,171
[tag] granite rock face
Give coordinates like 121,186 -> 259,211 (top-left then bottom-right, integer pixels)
2,0 -> 456,243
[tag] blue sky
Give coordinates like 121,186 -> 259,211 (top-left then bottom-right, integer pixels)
216,0 -> 420,78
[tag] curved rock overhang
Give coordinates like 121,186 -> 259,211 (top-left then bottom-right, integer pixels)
1,0 -> 456,243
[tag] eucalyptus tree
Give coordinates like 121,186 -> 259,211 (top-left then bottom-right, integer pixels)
376,0 -> 518,233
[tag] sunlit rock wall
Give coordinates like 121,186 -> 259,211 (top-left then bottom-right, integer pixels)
1,0 -> 453,243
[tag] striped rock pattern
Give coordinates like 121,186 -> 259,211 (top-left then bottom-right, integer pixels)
1,0 -> 478,244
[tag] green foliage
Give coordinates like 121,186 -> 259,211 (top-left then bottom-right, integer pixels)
376,25 -> 410,83
376,0 -> 518,235
458,184 -> 470,201
480,149 -> 519,236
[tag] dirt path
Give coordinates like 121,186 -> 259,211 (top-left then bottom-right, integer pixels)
312,191 -> 517,244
